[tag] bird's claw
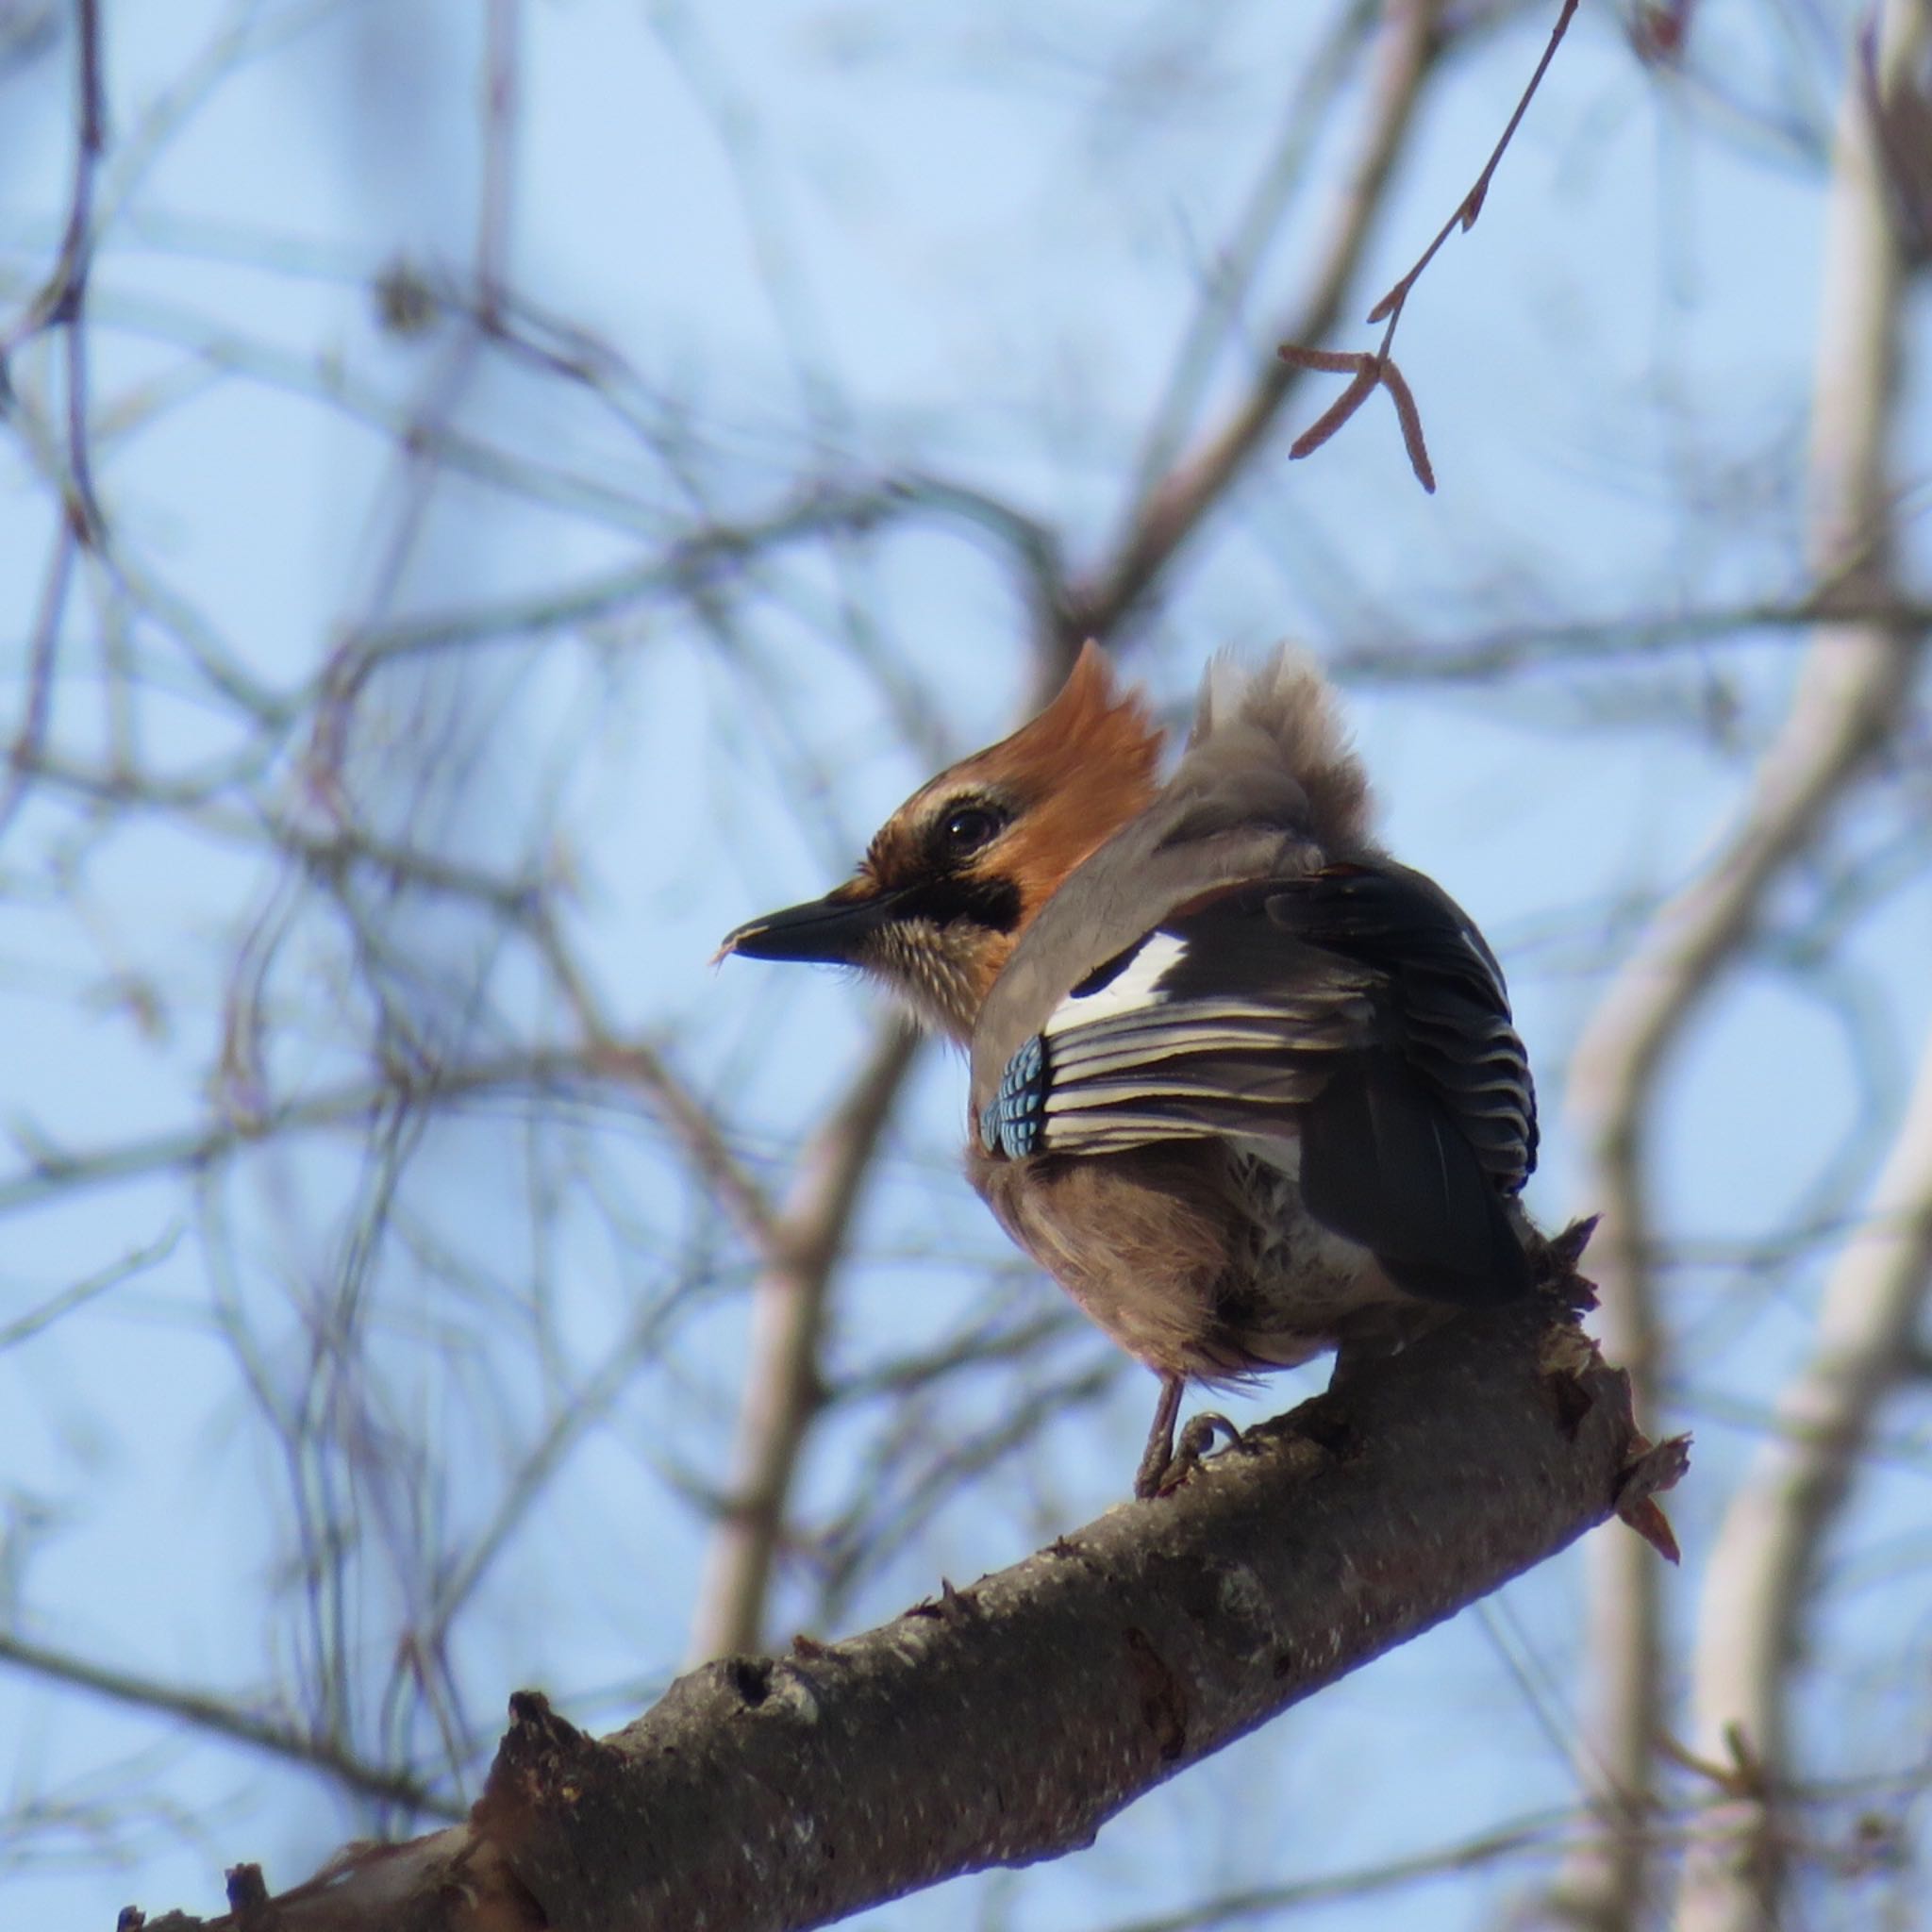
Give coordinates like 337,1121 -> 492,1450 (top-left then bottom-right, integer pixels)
1133,1432 -> 1174,1500
1150,1411 -> 1246,1494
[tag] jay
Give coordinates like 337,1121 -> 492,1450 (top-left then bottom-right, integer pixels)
720,644 -> 1540,1495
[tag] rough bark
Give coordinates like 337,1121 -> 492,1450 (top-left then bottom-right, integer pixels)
127,1291 -> 1677,1932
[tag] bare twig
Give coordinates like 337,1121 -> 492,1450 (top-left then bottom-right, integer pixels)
534,919 -> 780,1257
0,1227 -> 180,1350
1065,0 -> 1448,645
0,1041 -> 758,1228
475,0 -> 518,332
1280,0 -> 1579,491
1095,1805 -> 1585,1932
0,1631 -> 463,1822
687,1021 -> 918,1660
1360,0 -> 1578,336
1125,0 -> 1381,502
1324,590 -> 1932,684
0,0 -> 108,841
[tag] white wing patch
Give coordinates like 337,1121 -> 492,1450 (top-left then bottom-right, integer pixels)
1041,930 -> 1189,1035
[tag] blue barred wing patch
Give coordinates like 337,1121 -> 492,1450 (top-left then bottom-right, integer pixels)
978,1032 -> 1050,1158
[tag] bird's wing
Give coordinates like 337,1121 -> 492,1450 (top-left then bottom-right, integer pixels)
976,861 -> 1538,1303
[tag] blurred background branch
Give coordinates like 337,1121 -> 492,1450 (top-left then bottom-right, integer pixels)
1,2 -> 1929,1928
1554,1 -> 1929,1919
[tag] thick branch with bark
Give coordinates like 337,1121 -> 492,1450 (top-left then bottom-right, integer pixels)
129,1294 -> 1678,1932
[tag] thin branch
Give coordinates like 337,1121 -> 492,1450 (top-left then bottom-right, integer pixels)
1063,0 -> 1448,647
1124,0 -> 1381,503
475,0 -> 518,332
1361,0 -> 1577,338
1324,590 -> 1932,684
1280,0 -> 1580,491
686,1021 -> 919,1660
0,1041 -> 753,1226
0,1631 -> 463,1823
0,1227 -> 181,1350
1096,1804 -> 1584,1932
336,479 -> 920,674
58,0 -> 108,541
533,919 -> 780,1257
0,0 -> 108,841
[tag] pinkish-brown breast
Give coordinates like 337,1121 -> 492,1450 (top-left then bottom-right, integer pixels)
965,1138 -> 1415,1384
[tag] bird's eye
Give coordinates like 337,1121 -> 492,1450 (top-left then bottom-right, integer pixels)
941,804 -> 1005,857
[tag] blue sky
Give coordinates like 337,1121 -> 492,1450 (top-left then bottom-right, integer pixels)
3,2 -> 1930,1926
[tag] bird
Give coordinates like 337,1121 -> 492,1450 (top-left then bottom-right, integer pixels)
718,642 -> 1541,1496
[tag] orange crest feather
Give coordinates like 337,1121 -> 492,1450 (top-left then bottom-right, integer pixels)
944,642 -> 1162,918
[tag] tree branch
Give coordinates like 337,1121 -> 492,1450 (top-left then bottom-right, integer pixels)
1668,17 -> 1932,1927
126,1294 -> 1676,1932
687,1021 -> 920,1660
1552,0 -> 1928,1915
1674,1024 -> 1932,1929
0,1632 -> 462,1823
1062,0 -> 1446,647
1278,0 -> 1582,495
1324,591 -> 1932,685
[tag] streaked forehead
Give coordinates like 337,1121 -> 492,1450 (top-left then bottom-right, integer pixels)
863,814 -> 922,882
864,757 -> 1024,879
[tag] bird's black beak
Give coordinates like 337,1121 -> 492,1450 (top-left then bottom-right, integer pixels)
715,886 -> 905,966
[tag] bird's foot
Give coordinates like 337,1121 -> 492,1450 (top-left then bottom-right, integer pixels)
1155,1410 -> 1245,1492
1134,1378 -> 1251,1497
1133,1441 -> 1169,1500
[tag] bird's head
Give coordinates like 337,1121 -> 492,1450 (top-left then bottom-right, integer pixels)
717,642 -> 1164,1041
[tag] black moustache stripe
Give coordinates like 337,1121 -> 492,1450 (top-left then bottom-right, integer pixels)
899,873 -> 1022,935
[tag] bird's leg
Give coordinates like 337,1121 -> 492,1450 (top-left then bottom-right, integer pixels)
1134,1373 -> 1185,1499
1330,1332 -> 1397,1388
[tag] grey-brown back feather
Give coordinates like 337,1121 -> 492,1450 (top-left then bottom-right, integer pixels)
972,649 -> 1374,1095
